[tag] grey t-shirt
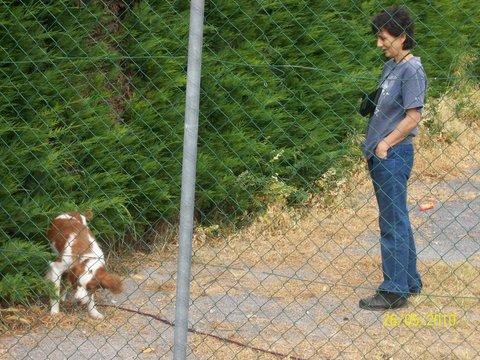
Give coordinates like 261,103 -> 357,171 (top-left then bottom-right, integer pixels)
362,56 -> 427,158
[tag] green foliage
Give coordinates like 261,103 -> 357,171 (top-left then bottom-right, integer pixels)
0,239 -> 54,306
0,273 -> 54,307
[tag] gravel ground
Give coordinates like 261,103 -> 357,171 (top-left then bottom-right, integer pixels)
1,168 -> 479,360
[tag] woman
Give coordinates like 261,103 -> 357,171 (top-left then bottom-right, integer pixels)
359,6 -> 427,310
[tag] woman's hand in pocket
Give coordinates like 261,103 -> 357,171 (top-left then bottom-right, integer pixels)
375,140 -> 390,159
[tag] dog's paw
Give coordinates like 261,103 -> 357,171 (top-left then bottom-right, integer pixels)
50,309 -> 60,316
89,310 -> 104,320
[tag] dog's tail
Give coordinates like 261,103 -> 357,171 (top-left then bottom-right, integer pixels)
99,271 -> 123,294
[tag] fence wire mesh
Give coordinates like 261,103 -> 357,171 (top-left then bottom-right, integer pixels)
1,0 -> 479,359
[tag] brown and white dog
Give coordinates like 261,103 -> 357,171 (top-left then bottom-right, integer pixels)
46,211 -> 122,319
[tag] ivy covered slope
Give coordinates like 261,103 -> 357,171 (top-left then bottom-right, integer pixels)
0,1 -> 478,305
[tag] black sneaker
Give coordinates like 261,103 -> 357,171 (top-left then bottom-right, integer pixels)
359,291 -> 407,310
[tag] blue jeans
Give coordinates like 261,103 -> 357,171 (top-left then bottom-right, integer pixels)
368,143 -> 422,297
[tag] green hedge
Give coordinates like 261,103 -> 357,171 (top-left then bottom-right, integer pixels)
0,239 -> 54,306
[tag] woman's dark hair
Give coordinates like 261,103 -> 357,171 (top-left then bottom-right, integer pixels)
372,6 -> 415,50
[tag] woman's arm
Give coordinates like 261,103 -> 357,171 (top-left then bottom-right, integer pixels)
375,108 -> 422,158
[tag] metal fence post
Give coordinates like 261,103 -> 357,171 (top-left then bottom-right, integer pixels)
173,0 -> 205,359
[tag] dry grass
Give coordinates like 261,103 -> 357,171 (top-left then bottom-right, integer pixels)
0,301 -> 122,338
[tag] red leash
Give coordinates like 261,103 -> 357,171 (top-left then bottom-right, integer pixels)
99,304 -> 306,360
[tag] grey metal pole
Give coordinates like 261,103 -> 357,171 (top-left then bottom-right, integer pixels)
173,0 -> 205,359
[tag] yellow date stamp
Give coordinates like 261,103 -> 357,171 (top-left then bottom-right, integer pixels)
383,312 -> 457,328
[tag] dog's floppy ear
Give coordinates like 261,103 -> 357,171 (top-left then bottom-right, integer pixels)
84,209 -> 94,221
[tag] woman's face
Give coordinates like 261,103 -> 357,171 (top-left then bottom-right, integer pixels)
376,28 -> 406,58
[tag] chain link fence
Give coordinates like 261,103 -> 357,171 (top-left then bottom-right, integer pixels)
1,0 -> 479,359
